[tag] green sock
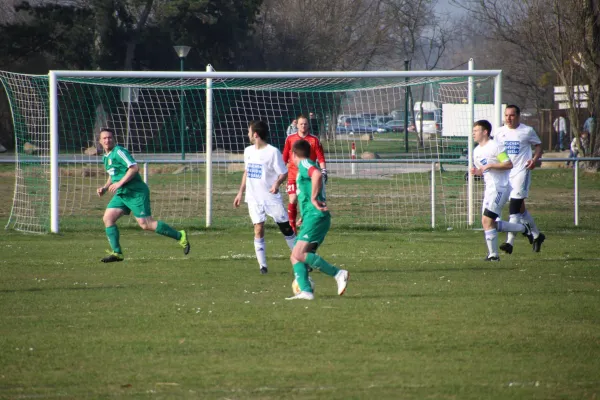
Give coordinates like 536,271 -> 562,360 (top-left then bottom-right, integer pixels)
105,225 -> 122,254
293,262 -> 313,293
305,253 -> 339,277
156,220 -> 181,240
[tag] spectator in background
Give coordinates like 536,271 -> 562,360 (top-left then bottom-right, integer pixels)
583,113 -> 595,135
286,119 -> 298,136
553,115 -> 568,151
309,112 -> 320,136
566,130 -> 589,167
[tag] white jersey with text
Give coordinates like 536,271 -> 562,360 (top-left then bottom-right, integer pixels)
473,140 -> 511,192
494,123 -> 541,177
243,144 -> 287,205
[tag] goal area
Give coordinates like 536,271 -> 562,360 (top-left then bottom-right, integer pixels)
0,66 -> 502,233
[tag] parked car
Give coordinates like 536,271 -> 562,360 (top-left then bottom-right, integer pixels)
384,119 -> 414,132
413,110 -> 441,135
336,117 -> 380,135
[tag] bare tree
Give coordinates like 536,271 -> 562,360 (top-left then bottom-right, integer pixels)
253,0 -> 388,71
452,0 -> 600,168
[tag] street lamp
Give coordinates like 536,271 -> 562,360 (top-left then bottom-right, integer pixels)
173,45 -> 192,160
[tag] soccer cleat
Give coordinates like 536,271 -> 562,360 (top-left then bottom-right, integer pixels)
499,242 -> 513,254
285,291 -> 314,300
179,230 -> 190,255
484,255 -> 500,261
260,266 -> 268,275
101,251 -> 124,263
335,269 -> 349,296
533,232 -> 546,253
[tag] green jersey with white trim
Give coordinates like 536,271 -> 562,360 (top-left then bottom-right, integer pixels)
103,145 -> 146,194
296,158 -> 328,218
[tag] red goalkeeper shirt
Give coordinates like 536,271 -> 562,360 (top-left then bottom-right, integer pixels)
282,133 -> 326,182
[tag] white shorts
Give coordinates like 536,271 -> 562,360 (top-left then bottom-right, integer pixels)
247,202 -> 289,225
509,169 -> 531,199
482,186 -> 510,216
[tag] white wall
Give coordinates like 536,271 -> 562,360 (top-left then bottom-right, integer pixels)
442,104 -> 507,137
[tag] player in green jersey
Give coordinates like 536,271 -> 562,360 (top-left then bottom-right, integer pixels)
96,128 -> 190,262
286,139 -> 349,300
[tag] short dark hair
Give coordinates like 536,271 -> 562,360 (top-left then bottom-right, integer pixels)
474,120 -> 492,136
100,128 -> 115,136
506,105 -> 521,116
292,139 -> 311,158
249,120 -> 269,141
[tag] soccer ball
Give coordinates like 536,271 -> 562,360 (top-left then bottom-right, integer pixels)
292,276 -> 315,295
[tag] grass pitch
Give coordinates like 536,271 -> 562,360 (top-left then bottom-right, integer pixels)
1,166 -> 599,399
1,226 -> 599,399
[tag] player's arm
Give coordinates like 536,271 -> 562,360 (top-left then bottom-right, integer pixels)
527,144 -> 543,170
309,167 -> 328,212
314,138 -> 328,182
233,170 -> 247,208
282,137 -> 291,165
97,176 -> 112,196
108,164 -> 139,193
271,150 -> 288,194
480,152 -> 513,172
270,172 -> 288,195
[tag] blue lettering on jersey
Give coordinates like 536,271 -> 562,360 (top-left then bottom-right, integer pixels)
504,140 -> 520,154
248,163 -> 263,179
480,158 -> 488,165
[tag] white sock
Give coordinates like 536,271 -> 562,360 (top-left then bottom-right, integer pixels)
497,220 -> 526,233
254,237 -> 267,268
506,213 -> 521,245
484,229 -> 498,257
521,210 -> 539,238
284,234 -> 296,250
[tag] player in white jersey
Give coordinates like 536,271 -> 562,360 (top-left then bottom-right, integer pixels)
234,120 -> 297,274
494,105 -> 546,254
471,120 -> 532,261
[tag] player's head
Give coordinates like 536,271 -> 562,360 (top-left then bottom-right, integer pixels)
473,120 -> 492,143
248,120 -> 269,144
292,139 -> 311,165
504,105 -> 521,129
99,128 -> 116,152
297,115 -> 309,135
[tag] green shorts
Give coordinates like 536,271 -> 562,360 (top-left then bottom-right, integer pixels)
297,213 -> 331,247
107,186 -> 152,218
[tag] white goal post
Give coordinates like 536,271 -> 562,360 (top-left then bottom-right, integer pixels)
3,63 -> 503,233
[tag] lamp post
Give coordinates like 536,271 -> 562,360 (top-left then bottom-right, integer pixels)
173,45 -> 192,160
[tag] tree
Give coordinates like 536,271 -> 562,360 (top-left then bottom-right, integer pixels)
452,0 -> 600,168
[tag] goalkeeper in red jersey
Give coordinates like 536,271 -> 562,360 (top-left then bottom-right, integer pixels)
282,115 -> 327,233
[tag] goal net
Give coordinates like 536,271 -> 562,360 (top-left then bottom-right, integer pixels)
0,69 -> 500,233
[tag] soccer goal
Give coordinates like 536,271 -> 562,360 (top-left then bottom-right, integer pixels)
0,63 -> 502,233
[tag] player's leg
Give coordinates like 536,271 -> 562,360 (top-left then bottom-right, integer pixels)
521,200 -> 545,252
267,201 -> 296,250
513,170 -> 544,250
294,215 -> 349,295
101,195 -> 127,262
288,240 -> 315,299
482,210 -> 500,261
505,170 -> 529,248
286,182 -> 298,233
248,203 -> 268,274
129,189 -> 190,255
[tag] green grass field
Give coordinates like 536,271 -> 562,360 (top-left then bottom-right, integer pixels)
1,167 -> 599,399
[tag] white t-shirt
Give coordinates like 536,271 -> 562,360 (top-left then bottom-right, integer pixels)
473,140 -> 511,192
244,144 -> 287,205
494,123 -> 541,176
